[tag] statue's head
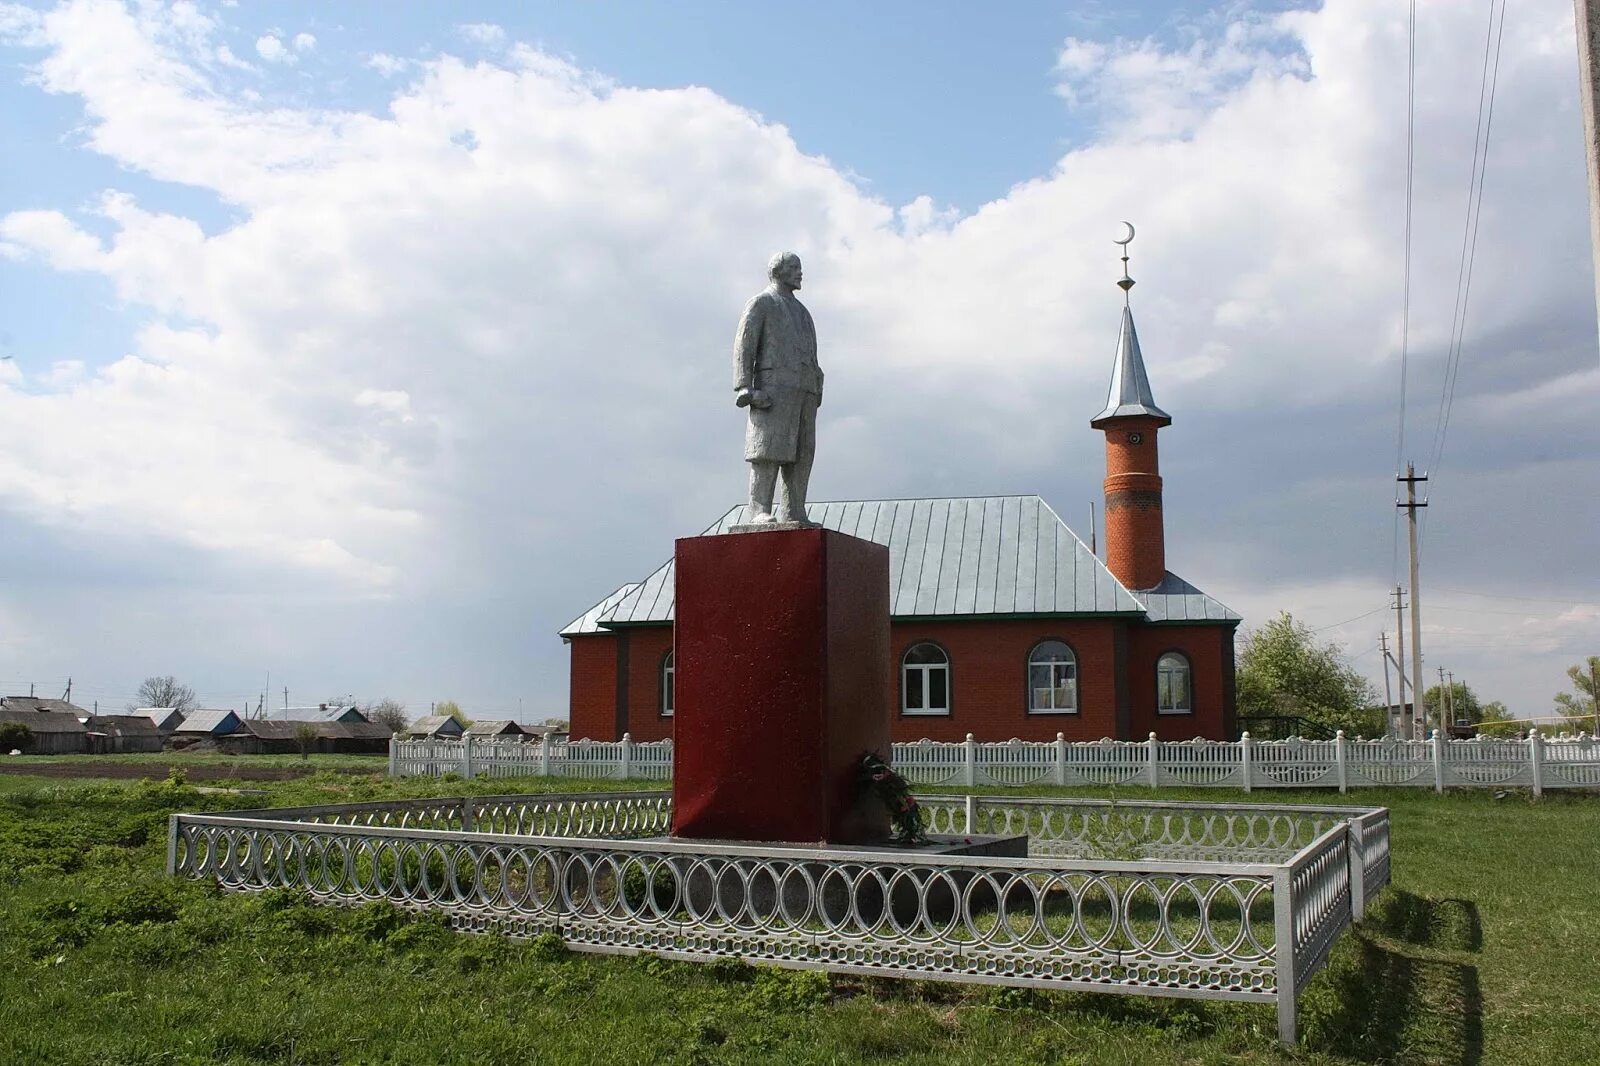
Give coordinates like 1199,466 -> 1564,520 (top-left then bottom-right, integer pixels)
767,251 -> 803,290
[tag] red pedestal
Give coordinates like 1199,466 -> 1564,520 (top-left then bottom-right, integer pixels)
671,527 -> 891,844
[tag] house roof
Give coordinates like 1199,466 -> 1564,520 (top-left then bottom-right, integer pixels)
236,719 -> 391,740
1,696 -> 89,716
1090,306 -> 1172,427
281,706 -> 370,723
464,719 -> 529,736
406,715 -> 462,736
133,708 -> 186,730
89,715 -> 161,736
0,710 -> 87,734
175,709 -> 241,734
1135,572 -> 1242,623
561,495 -> 1237,635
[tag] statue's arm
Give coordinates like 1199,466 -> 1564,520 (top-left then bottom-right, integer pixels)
732,297 -> 765,398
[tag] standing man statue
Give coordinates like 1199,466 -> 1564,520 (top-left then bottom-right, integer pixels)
733,251 -> 822,525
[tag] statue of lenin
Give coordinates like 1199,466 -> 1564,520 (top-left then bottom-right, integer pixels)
733,252 -> 822,525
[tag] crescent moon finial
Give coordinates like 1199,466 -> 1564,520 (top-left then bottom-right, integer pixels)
1115,221 -> 1136,300
1114,221 -> 1135,246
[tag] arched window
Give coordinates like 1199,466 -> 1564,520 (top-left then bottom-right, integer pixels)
660,650 -> 675,717
1157,652 -> 1192,714
901,643 -> 950,716
1028,640 -> 1077,714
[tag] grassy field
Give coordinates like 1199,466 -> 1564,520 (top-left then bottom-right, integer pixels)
0,767 -> 1594,1065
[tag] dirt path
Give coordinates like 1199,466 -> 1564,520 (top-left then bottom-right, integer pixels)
0,760 -> 378,782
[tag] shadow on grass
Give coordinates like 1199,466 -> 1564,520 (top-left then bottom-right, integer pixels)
1303,891 -> 1483,1065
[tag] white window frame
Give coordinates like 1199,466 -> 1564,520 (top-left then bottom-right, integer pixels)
1157,652 -> 1192,715
1027,640 -> 1079,715
901,643 -> 950,716
660,650 -> 675,717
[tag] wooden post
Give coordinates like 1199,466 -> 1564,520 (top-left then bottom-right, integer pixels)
461,734 -> 475,780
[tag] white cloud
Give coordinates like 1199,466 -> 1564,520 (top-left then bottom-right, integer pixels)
365,52 -> 408,77
0,0 -> 1594,712
254,32 -> 290,64
458,22 -> 505,48
292,31 -> 315,53
214,43 -> 253,72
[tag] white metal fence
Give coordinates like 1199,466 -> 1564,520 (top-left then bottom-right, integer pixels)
390,730 -> 1600,795
168,790 -> 1390,1045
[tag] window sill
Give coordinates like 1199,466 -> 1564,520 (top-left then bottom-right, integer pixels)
1027,708 -> 1079,716
900,709 -> 951,717
1157,709 -> 1193,716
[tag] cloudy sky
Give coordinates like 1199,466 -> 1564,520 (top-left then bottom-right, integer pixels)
0,0 -> 1595,722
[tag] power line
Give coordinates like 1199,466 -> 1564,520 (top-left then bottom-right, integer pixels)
1422,0 -> 1509,544
1310,605 -> 1391,632
1433,586 -> 1600,607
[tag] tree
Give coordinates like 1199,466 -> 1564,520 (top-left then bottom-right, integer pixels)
131,676 -> 196,713
361,698 -> 409,733
1554,656 -> 1600,725
293,722 -> 320,760
435,701 -> 471,728
1423,679 -> 1484,725
1237,612 -> 1380,735
0,720 -> 32,750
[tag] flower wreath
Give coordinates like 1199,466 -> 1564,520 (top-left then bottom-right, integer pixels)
860,751 -> 927,845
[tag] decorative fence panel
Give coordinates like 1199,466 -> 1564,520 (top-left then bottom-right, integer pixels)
390,731 -> 1600,794
169,791 -> 1390,1046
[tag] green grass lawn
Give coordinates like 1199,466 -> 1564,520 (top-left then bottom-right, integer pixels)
0,773 -> 1594,1065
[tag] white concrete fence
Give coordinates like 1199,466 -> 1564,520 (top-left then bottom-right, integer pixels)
390,730 -> 1600,795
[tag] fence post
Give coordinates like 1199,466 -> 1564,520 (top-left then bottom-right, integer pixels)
1273,867 -> 1297,1046
1335,730 -> 1348,794
620,732 -> 633,780
964,794 -> 977,834
1146,732 -> 1160,788
963,733 -> 977,787
1240,732 -> 1253,793
1430,730 -> 1444,793
1346,817 -> 1366,921
1055,732 -> 1068,786
388,733 -> 399,778
461,734 -> 475,780
1529,729 -> 1544,798
539,732 -> 552,777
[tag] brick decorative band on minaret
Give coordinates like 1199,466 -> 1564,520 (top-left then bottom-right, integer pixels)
1101,422 -> 1166,591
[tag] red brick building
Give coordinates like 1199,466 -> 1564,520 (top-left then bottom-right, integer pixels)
561,297 -> 1240,743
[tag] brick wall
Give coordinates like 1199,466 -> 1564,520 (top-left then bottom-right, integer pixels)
886,619 -> 1126,742
568,619 -> 1238,743
1125,623 -> 1239,740
566,629 -> 674,741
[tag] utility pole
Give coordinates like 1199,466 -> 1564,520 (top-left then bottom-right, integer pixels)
1446,669 -> 1458,726
1398,465 -> 1430,735
283,687 -> 289,714
1437,666 -> 1451,729
1380,633 -> 1396,737
1576,0 -> 1600,351
1392,587 -> 1411,737
63,677 -> 72,702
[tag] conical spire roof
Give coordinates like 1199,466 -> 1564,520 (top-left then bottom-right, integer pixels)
1090,305 -> 1171,428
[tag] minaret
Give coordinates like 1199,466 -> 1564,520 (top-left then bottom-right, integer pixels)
1090,224 -> 1171,591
